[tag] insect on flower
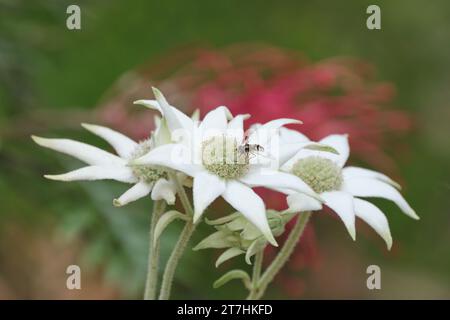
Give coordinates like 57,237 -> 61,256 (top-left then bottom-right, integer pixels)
238,142 -> 265,158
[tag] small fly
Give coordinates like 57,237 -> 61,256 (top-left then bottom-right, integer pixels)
237,133 -> 271,160
238,143 -> 265,158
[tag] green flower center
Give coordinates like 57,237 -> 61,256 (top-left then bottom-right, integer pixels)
130,139 -> 167,184
292,156 -> 343,193
202,135 -> 249,180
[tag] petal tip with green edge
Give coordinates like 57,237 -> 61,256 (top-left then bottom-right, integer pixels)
387,178 -> 402,190
277,118 -> 303,125
44,174 -> 64,181
386,235 -> 393,251
266,232 -> 278,247
31,135 -> 48,146
349,227 -> 356,241
410,209 -> 420,220
113,199 -> 123,207
305,143 -> 340,155
80,123 -> 104,135
151,86 -> 164,99
133,99 -> 158,109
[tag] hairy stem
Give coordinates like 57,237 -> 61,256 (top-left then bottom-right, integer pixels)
158,219 -> 197,300
170,172 -> 193,216
255,211 -> 311,299
158,172 -> 196,300
143,200 -> 166,300
246,249 -> 264,300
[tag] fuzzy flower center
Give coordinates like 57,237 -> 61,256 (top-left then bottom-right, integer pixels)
202,135 -> 249,180
130,139 -> 167,184
292,156 -> 343,193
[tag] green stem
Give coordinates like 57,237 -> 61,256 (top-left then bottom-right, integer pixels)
246,249 -> 264,300
170,172 -> 193,216
158,172 -> 196,300
254,211 -> 311,300
158,219 -> 197,300
143,200 -> 166,300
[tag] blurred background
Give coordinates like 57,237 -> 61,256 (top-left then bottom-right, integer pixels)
0,0 -> 449,299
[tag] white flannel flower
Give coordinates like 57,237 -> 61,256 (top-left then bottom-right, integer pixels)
131,91 -> 324,246
280,128 -> 419,249
32,118 -> 178,207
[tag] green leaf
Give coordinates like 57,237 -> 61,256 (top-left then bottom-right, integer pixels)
226,216 -> 248,232
205,212 -> 240,225
245,238 -> 267,265
193,231 -> 234,250
215,248 -> 245,268
241,222 -> 262,241
304,143 -> 339,154
213,269 -> 251,289
280,211 -> 297,224
153,210 -> 189,246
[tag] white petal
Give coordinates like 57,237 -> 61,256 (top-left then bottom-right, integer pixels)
222,181 -> 277,246
113,181 -> 152,207
133,99 -> 162,112
344,177 -> 419,220
280,151 -> 304,172
354,198 -> 393,250
342,166 -> 401,189
199,106 -> 230,137
228,114 -> 250,131
227,114 -> 250,144
322,191 -> 356,240
193,171 -> 226,222
279,143 -> 308,165
81,123 -> 137,159
191,109 -> 200,121
318,134 -> 349,168
248,118 -> 302,145
32,136 -> 124,166
278,142 -> 335,166
131,144 -> 200,177
152,118 -> 172,146
151,87 -> 194,133
286,193 -> 323,213
44,165 -> 137,183
279,127 -> 310,144
151,178 -> 177,205
152,87 -> 184,132
134,98 -> 193,134
281,134 -> 349,171
153,114 -> 161,127
240,169 -> 321,201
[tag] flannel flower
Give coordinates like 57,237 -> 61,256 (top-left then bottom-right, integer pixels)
32,116 -> 178,206
279,128 -> 419,249
131,89 -> 328,246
